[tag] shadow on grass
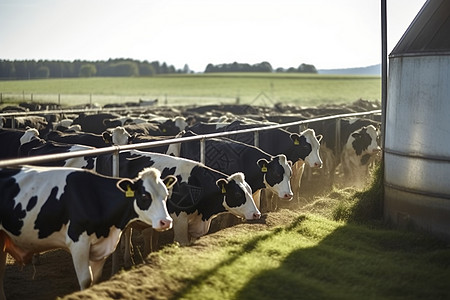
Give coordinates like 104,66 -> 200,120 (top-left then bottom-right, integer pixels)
173,214 -> 450,300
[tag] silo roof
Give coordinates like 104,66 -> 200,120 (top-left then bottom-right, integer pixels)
390,0 -> 450,56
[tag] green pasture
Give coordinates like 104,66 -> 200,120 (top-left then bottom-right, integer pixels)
65,166 -> 450,300
0,73 -> 381,107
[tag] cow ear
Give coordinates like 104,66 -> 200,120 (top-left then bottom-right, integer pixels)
216,178 -> 229,194
102,132 -> 112,144
351,132 -> 361,139
316,134 -> 323,143
116,179 -> 136,198
163,175 -> 177,189
288,160 -> 293,167
290,133 -> 301,145
257,158 -> 269,173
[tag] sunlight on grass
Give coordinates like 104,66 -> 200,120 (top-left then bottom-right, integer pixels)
148,212 -> 450,300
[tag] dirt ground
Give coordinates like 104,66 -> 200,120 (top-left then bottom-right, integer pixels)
3,202 -> 318,300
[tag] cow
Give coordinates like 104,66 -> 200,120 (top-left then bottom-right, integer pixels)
0,165 -> 176,298
2,116 -> 48,133
0,128 -> 40,159
122,116 -> 187,136
103,116 -> 148,129
187,120 -> 322,202
19,140 -> 96,168
188,120 -> 323,168
340,124 -> 381,188
45,126 -> 135,148
71,112 -> 122,134
186,121 -> 231,134
308,117 -> 381,185
167,132 -> 294,210
149,116 -> 188,135
94,150 -> 261,247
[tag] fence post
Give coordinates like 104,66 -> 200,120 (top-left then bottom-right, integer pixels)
200,138 -> 206,164
111,148 -> 120,275
253,131 -> 259,148
335,118 -> 341,158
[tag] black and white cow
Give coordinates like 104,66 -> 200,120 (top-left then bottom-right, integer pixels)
94,150 -> 261,246
188,120 -> 323,167
71,112 -> 122,134
45,126 -> 135,148
149,116 -> 189,136
18,139 -> 96,168
309,117 -> 380,185
0,166 -> 176,297
0,128 -> 40,159
340,124 -> 381,188
167,132 -> 293,209
2,116 -> 48,134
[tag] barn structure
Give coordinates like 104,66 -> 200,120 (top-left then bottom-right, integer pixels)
384,0 -> 450,240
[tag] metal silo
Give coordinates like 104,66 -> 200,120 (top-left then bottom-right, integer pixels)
384,0 -> 450,240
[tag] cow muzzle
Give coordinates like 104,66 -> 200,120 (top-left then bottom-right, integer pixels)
154,218 -> 173,231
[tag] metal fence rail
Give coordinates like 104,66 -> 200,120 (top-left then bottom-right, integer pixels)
0,109 -> 381,174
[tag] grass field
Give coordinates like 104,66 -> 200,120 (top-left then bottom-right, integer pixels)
63,186 -> 450,300
0,73 -> 381,107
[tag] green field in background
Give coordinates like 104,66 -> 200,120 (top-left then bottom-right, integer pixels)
0,73 -> 381,107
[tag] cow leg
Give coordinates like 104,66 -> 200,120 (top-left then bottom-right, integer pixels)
0,243 -> 6,300
90,259 -> 107,284
70,243 -> 93,290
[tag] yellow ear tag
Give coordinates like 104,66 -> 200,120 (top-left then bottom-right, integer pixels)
165,177 -> 174,188
294,139 -> 300,145
261,164 -> 268,173
125,185 -> 135,198
221,184 -> 227,194
162,128 -> 167,132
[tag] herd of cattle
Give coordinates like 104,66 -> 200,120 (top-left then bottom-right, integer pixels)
0,99 -> 381,299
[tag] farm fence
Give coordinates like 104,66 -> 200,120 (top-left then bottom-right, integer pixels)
0,109 -> 382,172
0,92 -> 238,107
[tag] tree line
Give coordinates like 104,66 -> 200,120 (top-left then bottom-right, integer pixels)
205,61 -> 317,73
0,59 -> 189,79
0,59 -> 317,79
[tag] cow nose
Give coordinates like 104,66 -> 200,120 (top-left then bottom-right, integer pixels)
314,162 -> 322,168
283,193 -> 293,200
158,219 -> 173,231
253,212 -> 261,220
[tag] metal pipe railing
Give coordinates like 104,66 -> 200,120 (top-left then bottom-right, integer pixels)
0,109 -> 381,168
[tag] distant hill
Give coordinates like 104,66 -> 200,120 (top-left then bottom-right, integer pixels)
318,64 -> 381,75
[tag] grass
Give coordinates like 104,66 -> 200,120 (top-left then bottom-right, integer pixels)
65,167 -> 450,300
0,73 -> 381,107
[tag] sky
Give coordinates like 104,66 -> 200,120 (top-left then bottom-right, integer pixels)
0,0 -> 427,72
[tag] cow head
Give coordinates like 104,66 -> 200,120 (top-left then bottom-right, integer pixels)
216,172 -> 261,220
291,129 -> 323,168
117,168 -> 176,231
257,155 -> 293,200
19,128 -> 40,145
350,125 -> 381,156
159,116 -> 188,136
102,126 -> 135,145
